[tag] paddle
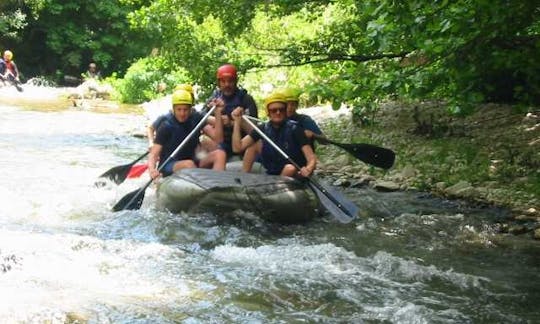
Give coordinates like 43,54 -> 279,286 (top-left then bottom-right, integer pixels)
242,115 -> 358,223
312,134 -> 395,170
112,106 -> 216,212
1,71 -> 23,92
244,116 -> 395,169
95,151 -> 149,187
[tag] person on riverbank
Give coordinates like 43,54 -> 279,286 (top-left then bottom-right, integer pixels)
231,92 -> 316,178
83,62 -> 101,81
203,64 -> 258,159
0,50 -> 23,91
148,89 -> 226,179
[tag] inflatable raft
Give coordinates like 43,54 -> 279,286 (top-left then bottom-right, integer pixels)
156,168 -> 320,223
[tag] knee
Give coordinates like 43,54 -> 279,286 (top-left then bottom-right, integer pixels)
281,164 -> 297,177
185,160 -> 197,169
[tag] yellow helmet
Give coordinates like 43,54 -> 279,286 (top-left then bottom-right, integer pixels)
171,89 -> 193,106
264,91 -> 287,109
174,83 -> 194,95
282,87 -> 301,102
4,50 -> 13,60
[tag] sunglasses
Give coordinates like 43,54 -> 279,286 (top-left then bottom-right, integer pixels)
268,107 -> 286,114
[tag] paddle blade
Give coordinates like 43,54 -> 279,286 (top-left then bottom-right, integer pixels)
337,142 -> 395,169
127,164 -> 148,178
308,179 -> 358,223
112,187 -> 146,212
95,163 -> 133,186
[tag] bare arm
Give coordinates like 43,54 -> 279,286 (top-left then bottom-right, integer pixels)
148,144 -> 163,179
299,144 -> 317,177
231,107 -> 255,153
210,104 -> 224,143
147,125 -> 156,148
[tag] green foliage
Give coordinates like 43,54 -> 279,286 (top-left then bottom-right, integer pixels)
4,0 -> 539,115
10,0 -> 153,79
127,0 -> 538,114
0,10 -> 27,40
114,56 -> 191,103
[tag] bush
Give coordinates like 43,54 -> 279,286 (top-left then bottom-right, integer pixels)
114,57 -> 191,104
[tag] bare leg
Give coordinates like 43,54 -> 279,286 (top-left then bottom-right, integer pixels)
172,160 -> 197,172
242,141 -> 262,172
280,164 -> 298,177
199,149 -> 226,171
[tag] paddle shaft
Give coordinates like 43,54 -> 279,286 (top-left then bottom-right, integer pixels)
1,71 -> 23,91
242,115 -> 355,219
131,151 -> 149,164
113,106 -> 216,211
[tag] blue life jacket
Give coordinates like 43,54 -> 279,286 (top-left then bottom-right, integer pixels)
209,88 -> 247,117
157,112 -> 202,164
208,88 -> 249,156
261,120 -> 306,175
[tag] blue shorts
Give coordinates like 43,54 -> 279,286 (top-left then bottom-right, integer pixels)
160,158 -> 198,176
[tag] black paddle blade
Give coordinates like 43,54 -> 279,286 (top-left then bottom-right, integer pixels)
337,142 -> 395,169
95,151 -> 149,187
95,163 -> 133,186
112,187 -> 146,212
308,179 -> 358,223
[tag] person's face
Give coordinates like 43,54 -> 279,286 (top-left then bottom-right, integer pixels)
286,101 -> 298,117
172,104 -> 192,123
218,77 -> 237,96
267,102 -> 287,124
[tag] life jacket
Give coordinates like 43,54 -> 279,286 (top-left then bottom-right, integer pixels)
208,88 -> 250,155
289,113 -> 318,149
261,120 -> 306,175
209,88 -> 248,117
157,112 -> 202,164
4,60 -> 16,76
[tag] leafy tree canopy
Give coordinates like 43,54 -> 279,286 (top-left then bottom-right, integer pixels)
126,0 -> 540,112
2,0 -> 154,80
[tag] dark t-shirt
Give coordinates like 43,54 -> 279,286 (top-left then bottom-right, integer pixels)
154,112 -> 204,163
250,121 -> 310,174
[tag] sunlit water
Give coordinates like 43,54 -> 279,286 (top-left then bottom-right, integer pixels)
1,91 -> 539,323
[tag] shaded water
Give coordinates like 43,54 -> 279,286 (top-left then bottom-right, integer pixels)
0,97 -> 539,323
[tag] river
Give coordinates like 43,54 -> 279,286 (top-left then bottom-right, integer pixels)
0,94 -> 539,323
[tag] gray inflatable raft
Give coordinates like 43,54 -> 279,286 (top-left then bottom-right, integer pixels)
156,168 -> 319,223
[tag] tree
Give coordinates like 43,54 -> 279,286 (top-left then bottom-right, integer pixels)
11,0 -> 154,80
126,0 -> 540,110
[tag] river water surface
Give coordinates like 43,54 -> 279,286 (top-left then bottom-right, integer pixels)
0,95 -> 539,323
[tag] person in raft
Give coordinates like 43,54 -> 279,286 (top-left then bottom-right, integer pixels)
241,87 -> 324,172
147,89 -> 226,179
231,91 -> 317,178
147,83 -> 195,149
202,64 -> 258,159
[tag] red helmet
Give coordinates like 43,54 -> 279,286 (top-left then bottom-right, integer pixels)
216,64 -> 237,80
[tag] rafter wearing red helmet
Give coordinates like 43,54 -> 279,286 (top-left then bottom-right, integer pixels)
203,64 -> 258,160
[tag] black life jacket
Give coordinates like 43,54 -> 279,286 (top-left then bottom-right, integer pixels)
261,120 -> 306,175
158,112 -> 202,163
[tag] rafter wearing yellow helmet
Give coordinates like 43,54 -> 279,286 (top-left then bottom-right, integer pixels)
171,89 -> 193,106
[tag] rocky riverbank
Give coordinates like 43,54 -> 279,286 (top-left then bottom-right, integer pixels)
304,102 -> 540,239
